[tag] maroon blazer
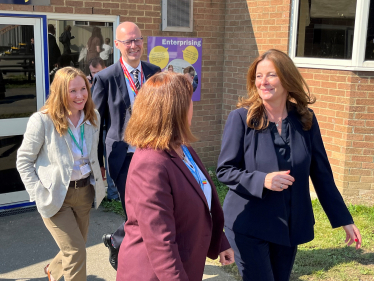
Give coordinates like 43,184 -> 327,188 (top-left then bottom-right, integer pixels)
116,147 -> 230,281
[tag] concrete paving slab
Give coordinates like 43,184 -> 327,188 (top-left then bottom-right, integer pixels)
0,207 -> 235,281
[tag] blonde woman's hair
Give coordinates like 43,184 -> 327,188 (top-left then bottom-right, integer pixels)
41,67 -> 97,135
239,49 -> 316,130
125,72 -> 197,150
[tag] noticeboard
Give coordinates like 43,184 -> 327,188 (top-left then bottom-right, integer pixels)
147,36 -> 203,101
0,0 -> 50,5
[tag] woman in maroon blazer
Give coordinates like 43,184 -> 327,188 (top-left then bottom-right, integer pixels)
116,72 -> 234,281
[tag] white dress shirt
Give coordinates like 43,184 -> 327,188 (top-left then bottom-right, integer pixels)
67,111 -> 94,184
122,61 -> 146,154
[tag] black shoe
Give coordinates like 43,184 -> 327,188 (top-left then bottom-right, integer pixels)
102,234 -> 118,271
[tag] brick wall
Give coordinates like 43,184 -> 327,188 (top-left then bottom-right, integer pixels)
300,69 -> 374,203
0,0 -> 227,167
222,0 -> 292,120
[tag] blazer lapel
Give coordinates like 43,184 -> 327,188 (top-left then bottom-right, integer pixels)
141,61 -> 155,81
84,122 -> 93,155
168,149 -> 210,210
63,133 -> 75,161
114,61 -> 131,110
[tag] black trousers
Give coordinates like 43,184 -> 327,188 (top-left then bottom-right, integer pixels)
225,227 -> 297,281
111,153 -> 133,249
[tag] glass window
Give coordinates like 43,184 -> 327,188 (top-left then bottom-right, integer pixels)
365,1 -> 374,60
296,0 -> 357,59
162,0 -> 193,32
0,135 -> 24,195
47,20 -> 114,83
0,24 -> 37,119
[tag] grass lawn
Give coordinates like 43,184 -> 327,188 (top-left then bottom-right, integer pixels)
207,168 -> 374,281
102,168 -> 374,280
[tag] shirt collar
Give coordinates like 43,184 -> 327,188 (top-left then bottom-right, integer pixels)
122,60 -> 141,73
48,33 -> 55,37
67,111 -> 91,128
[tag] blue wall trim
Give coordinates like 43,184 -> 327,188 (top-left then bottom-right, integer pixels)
0,201 -> 35,210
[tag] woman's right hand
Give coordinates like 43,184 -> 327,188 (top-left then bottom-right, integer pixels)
264,170 -> 295,191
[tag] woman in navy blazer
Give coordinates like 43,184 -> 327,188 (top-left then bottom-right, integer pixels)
217,49 -> 362,281
116,72 -> 234,281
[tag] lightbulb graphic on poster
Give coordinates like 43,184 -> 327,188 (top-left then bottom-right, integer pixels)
148,37 -> 202,101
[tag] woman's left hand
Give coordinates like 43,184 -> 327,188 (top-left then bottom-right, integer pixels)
219,248 -> 235,266
343,224 -> 361,249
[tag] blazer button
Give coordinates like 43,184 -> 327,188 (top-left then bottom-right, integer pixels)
92,160 -> 95,164
96,178 -> 98,181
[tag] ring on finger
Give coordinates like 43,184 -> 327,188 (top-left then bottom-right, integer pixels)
280,184 -> 283,189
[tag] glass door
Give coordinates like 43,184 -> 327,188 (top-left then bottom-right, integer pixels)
0,16 -> 46,207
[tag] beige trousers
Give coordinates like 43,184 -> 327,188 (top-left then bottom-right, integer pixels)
42,184 -> 95,281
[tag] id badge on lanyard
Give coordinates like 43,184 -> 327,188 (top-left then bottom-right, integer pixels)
68,125 -> 91,176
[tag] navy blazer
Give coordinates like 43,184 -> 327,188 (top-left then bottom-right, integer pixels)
217,106 -> 353,246
92,60 -> 161,182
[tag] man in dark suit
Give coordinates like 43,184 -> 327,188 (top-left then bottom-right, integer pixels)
92,21 -> 160,270
47,24 -> 61,72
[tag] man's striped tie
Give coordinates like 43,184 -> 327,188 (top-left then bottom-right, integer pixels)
131,69 -> 140,91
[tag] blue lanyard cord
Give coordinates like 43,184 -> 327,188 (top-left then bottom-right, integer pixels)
181,145 -> 204,191
67,125 -> 84,157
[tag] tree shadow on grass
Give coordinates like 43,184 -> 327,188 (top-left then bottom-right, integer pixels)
291,247 -> 374,280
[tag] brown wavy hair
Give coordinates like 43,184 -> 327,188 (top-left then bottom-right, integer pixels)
41,67 -> 97,135
125,72 -> 197,150
239,49 -> 316,130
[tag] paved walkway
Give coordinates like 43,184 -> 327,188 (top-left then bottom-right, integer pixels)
0,207 -> 235,281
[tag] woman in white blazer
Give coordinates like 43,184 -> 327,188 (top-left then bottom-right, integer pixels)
17,67 -> 105,281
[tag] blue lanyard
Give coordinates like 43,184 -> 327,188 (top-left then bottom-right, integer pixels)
181,145 -> 204,191
67,125 -> 84,157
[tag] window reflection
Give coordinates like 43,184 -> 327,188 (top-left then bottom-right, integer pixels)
47,20 -> 114,81
296,0 -> 356,59
0,24 -> 36,119
365,2 -> 374,60
0,135 -> 24,194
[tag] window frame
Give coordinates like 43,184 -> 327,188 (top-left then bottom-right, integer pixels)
289,0 -> 374,71
162,0 -> 193,32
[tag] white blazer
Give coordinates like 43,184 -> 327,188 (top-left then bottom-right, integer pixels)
16,110 -> 105,218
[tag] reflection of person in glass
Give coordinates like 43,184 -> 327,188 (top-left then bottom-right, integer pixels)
116,72 -> 234,280
100,38 -> 113,67
17,67 -> 105,281
217,49 -> 362,281
60,25 -> 75,54
86,27 -> 104,65
48,24 -> 61,71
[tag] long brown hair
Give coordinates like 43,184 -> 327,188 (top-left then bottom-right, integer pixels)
239,49 -> 316,130
125,72 -> 197,150
41,67 -> 97,135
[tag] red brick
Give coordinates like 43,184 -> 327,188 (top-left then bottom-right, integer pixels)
66,1 -> 83,7
54,7 -> 74,13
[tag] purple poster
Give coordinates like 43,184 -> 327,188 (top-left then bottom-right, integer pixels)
147,37 -> 202,101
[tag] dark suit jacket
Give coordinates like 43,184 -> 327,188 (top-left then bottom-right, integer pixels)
116,147 -> 230,281
92,61 -> 160,182
217,106 -> 353,246
48,34 -> 61,68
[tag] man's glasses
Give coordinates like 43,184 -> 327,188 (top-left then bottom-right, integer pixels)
116,37 -> 143,47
